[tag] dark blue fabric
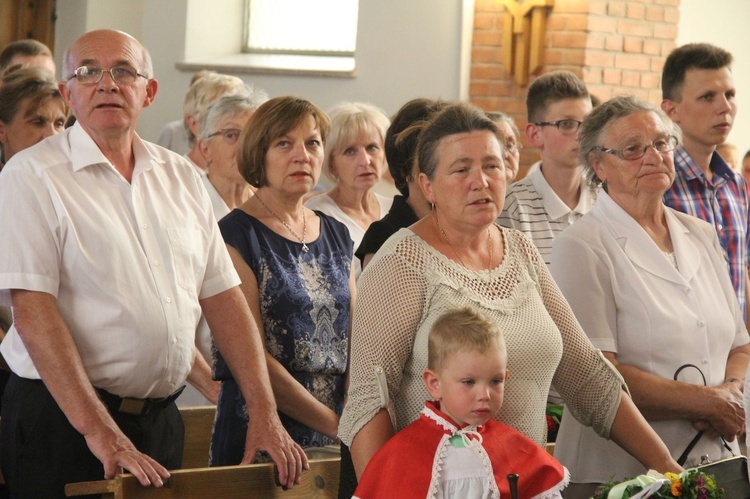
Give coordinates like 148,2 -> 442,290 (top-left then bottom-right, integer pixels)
210,209 -> 352,465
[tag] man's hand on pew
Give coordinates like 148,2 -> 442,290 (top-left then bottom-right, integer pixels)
84,423 -> 171,487
241,415 -> 309,489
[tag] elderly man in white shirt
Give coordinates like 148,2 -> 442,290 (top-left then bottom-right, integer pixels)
0,29 -> 306,497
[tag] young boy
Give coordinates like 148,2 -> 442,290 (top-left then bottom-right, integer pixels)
354,307 -> 568,499
498,70 -> 595,267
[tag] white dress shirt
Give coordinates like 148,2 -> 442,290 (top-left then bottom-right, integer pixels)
551,191 -> 748,481
0,123 -> 240,399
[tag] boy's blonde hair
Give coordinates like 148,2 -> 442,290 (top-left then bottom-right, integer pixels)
427,307 -> 506,372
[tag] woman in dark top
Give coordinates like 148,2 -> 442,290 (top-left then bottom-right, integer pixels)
356,98 -> 445,268
210,96 -> 356,465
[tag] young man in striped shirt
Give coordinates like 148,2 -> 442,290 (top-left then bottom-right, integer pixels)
498,71 -> 595,267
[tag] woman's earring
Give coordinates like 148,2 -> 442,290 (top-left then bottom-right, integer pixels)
430,202 -> 435,211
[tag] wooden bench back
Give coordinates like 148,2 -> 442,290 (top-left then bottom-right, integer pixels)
179,406 -> 215,469
65,458 -> 341,498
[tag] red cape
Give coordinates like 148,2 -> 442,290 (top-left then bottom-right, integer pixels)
354,401 -> 568,498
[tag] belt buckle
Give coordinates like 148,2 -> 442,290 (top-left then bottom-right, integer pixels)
119,397 -> 147,416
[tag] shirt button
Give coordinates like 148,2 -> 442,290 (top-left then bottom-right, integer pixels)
375,366 -> 383,374
142,223 -> 148,229
701,359 -> 709,365
165,296 -> 172,303
697,320 -> 705,327
172,337 -> 177,344
684,288 -> 691,294
154,260 -> 160,266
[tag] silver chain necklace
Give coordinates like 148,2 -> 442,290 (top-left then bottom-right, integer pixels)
254,193 -> 309,252
434,213 -> 492,272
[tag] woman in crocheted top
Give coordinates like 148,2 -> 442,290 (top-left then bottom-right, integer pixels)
338,102 -> 682,487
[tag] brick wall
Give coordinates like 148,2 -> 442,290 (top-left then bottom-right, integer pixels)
470,0 -> 680,174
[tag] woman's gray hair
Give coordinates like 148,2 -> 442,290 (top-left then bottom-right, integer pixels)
199,88 -> 269,142
579,95 -> 680,186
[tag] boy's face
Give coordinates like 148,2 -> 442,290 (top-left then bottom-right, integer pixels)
527,97 -> 592,171
661,67 -> 737,154
424,348 -> 508,427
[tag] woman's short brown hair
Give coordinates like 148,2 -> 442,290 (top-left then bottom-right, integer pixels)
237,96 -> 330,188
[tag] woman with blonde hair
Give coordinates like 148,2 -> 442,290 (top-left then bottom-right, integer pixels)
306,102 -> 393,277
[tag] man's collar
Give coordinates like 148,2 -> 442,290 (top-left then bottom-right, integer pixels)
69,121 -> 162,177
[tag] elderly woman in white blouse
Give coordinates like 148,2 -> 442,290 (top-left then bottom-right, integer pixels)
305,102 -> 393,277
551,95 -> 750,498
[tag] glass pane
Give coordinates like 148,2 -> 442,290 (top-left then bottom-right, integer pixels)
247,0 -> 358,54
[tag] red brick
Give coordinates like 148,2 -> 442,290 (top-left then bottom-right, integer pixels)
474,0 -> 502,12
591,16 -> 618,34
623,37 -> 644,54
473,30 -> 503,47
544,48 -> 565,65
645,6 -> 664,22
588,0 -> 607,15
643,39 -> 662,56
627,3 -> 646,20
546,15 -> 566,31
489,81 -> 512,97
551,31 -> 587,49
631,88 -> 650,101
586,33 -> 605,50
562,48 -> 586,65
617,19 -> 653,37
615,53 -> 651,71
470,82 -> 490,98
592,86 -> 614,101
583,67 -> 603,84
648,88 -> 663,105
472,47 -> 503,64
653,23 -> 678,40
664,6 -> 679,23
471,65 -> 503,80
651,58 -> 666,73
622,71 -> 640,87
661,42 -> 677,56
654,0 -> 679,5
640,72 -> 661,90
473,12 -> 497,30
603,68 -> 622,85
586,51 -> 615,67
554,0 -> 588,14
605,34 -> 624,51
565,13 -> 589,31
607,1 -> 626,17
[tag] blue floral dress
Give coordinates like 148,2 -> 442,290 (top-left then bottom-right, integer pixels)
209,209 -> 353,466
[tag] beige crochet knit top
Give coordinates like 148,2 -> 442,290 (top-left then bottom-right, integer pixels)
339,225 -> 624,447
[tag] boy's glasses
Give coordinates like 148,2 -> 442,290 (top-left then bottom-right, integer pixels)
533,119 -> 583,135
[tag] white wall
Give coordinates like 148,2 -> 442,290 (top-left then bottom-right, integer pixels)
678,0 -> 750,157
55,0 -> 465,142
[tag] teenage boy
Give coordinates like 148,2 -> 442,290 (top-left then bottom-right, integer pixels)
498,71 -> 595,266
661,43 -> 748,319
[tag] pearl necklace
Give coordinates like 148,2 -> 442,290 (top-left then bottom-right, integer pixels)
434,213 -> 492,272
254,193 -> 309,252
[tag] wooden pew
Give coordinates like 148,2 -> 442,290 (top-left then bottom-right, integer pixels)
65,458 -> 340,498
179,406 -> 215,469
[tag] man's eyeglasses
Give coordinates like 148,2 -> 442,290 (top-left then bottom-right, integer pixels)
533,119 -> 583,135
207,128 -> 242,144
67,66 -> 147,86
592,135 -> 679,161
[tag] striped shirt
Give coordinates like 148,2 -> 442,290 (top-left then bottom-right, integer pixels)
498,167 -> 598,267
663,146 -> 750,317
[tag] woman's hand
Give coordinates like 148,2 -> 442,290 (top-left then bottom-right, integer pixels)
692,381 -> 745,441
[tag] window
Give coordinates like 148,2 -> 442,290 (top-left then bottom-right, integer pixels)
244,0 -> 358,56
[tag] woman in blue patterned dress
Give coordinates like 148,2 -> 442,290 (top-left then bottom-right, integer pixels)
210,96 -> 355,465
